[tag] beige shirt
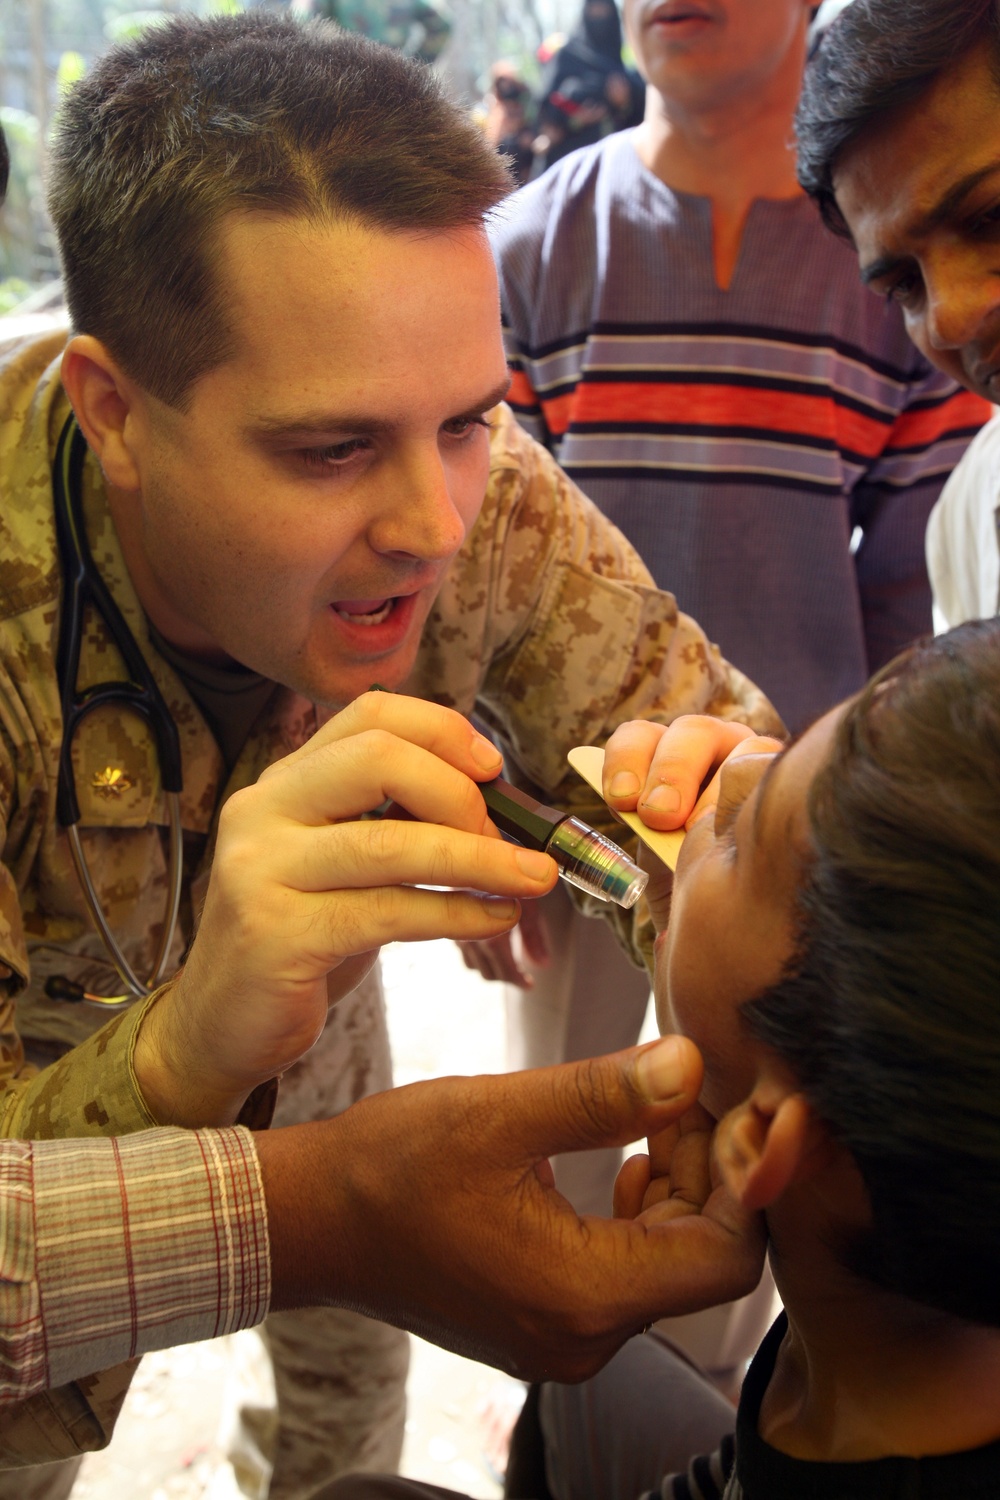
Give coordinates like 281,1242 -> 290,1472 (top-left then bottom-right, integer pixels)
926,409 -> 1000,632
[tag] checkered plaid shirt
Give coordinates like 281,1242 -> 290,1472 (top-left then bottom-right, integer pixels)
0,1124 -> 269,1404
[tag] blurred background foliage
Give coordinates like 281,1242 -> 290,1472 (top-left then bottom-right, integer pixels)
0,0 -> 579,311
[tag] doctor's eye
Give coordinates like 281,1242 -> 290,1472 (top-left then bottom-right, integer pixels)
301,437 -> 373,469
441,414 -> 492,439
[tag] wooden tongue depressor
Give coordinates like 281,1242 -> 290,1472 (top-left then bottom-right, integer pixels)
567,745 -> 686,871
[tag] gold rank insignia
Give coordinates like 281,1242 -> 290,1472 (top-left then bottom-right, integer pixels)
91,766 -> 135,799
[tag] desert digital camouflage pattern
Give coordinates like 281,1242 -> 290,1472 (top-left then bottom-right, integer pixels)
0,327 -> 779,1486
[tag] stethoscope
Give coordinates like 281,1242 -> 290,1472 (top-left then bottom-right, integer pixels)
44,415 -> 184,1008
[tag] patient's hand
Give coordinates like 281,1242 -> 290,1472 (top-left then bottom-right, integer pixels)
613,1095 -> 767,1310
615,1101 -> 716,1221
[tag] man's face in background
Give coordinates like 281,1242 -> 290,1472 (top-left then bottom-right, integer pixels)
622,0 -> 813,111
834,41 -> 1000,403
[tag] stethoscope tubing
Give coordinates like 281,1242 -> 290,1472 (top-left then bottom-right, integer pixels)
63,797 -> 183,999
49,416 -> 185,1004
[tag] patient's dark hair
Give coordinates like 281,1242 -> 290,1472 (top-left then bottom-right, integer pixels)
744,619 -> 1000,1325
48,12 -> 511,407
797,0 -> 1000,235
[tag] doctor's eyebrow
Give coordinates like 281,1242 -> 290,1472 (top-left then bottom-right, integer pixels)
245,378 -> 512,443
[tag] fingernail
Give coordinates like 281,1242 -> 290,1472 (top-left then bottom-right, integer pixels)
482,896 -> 519,920
641,783 -> 682,816
471,735 -> 503,771
609,771 -> 640,799
635,1037 -> 686,1101
515,847 -> 555,882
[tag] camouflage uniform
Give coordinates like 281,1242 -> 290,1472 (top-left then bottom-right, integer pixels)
0,328 -> 779,1493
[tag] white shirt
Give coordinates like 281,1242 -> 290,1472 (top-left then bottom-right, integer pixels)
926,410 -> 1000,631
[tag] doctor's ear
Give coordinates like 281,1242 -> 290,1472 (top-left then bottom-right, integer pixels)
715,1072 -> 831,1213
61,335 -> 145,493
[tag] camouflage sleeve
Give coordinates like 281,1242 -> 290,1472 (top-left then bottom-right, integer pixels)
0,993 -> 159,1141
0,986 -> 275,1141
0,674 -> 31,1093
475,408 -> 784,969
0,875 -> 28,1102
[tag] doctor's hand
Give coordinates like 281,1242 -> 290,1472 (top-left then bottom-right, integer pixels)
602,714 -> 785,833
134,692 -> 558,1127
256,1035 -> 766,1380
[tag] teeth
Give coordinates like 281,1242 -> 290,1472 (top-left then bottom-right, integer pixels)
334,600 -> 394,625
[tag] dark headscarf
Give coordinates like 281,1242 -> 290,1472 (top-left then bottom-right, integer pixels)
571,0 -> 624,68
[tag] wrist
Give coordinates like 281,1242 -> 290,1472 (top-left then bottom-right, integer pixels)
255,1122 -> 349,1310
132,975 -> 250,1127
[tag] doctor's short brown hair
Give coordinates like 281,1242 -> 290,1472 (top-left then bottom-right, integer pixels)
48,12 -> 512,408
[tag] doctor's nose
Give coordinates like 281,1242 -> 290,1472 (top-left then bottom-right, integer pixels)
370,450 -> 471,561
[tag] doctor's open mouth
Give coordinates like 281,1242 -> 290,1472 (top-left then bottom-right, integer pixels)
326,591 -> 423,653
332,598 -> 397,624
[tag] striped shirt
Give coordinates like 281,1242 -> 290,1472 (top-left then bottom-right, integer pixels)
647,1315 -> 1000,1498
492,132 -> 990,730
653,1431 -> 738,1499
0,1125 -> 269,1405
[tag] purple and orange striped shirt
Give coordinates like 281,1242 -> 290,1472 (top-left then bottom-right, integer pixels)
492,132 -> 990,731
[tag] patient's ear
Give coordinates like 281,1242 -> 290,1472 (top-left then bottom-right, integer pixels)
716,1072 -> 830,1212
